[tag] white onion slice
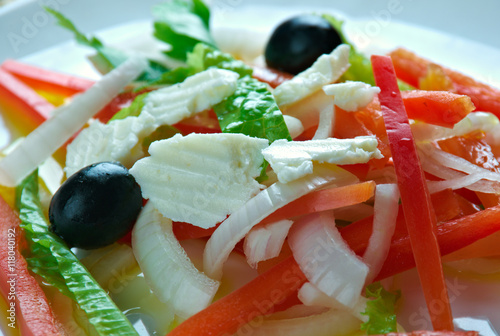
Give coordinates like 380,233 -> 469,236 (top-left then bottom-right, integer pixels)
243,219 -> 293,268
283,115 -> 305,139
0,57 -> 147,187
132,202 -> 219,320
298,282 -> 368,322
237,305 -> 362,336
419,145 -> 500,194
420,143 -> 500,182
363,184 -> 400,284
288,211 -> 368,308
427,173 -> 487,194
312,101 -> 335,140
203,164 -> 358,279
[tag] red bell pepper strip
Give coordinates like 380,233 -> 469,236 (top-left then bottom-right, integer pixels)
168,255 -> 307,336
0,195 -> 61,336
0,68 -> 55,128
375,204 -> 500,280
1,59 -> 94,96
371,55 -> 453,331
389,48 -> 500,117
169,202 -> 500,336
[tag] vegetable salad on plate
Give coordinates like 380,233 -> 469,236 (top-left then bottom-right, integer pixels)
1,0 -> 500,335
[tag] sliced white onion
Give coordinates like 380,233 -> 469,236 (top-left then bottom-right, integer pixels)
288,211 -> 368,308
237,305 -> 362,336
427,173 -> 487,194
132,202 -> 220,320
363,184 -> 400,284
0,57 -> 147,187
419,143 -> 500,182
243,219 -> 293,268
283,115 -> 305,139
203,164 -> 359,280
418,144 -> 500,194
298,282 -> 368,322
312,101 -> 335,140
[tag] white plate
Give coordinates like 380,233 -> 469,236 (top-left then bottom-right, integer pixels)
0,1 -> 499,335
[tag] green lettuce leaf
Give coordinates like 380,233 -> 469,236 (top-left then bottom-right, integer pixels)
214,76 -> 291,143
149,43 -> 253,87
45,7 -> 168,82
153,0 -> 215,61
322,14 -> 413,90
16,172 -> 139,336
361,282 -> 401,335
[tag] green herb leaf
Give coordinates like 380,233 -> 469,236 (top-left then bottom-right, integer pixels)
147,43 -> 252,87
153,0 -> 215,61
187,43 -> 253,78
16,172 -> 139,336
46,7 -> 168,82
214,76 -> 291,143
109,92 -> 149,122
322,14 -> 413,90
361,282 -> 401,335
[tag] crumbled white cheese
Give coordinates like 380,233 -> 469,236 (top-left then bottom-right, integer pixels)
262,136 -> 383,183
142,68 -> 239,125
65,68 -> 239,177
273,44 -> 350,107
65,113 -> 157,177
130,133 -> 269,228
323,81 -> 380,112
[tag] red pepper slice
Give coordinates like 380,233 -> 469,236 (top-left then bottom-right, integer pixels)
0,195 -> 61,335
1,59 -> 94,96
371,55 -> 453,331
0,68 -> 55,129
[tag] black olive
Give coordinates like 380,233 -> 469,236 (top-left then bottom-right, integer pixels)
265,15 -> 343,75
49,162 -> 143,249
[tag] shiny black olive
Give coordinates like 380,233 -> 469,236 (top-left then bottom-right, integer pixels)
265,15 -> 342,75
49,162 -> 143,249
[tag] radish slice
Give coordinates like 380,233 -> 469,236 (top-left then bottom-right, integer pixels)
288,211 -> 368,308
203,164 -> 359,280
132,202 -> 220,320
236,305 -> 362,336
363,184 -> 400,283
0,57 -> 147,187
243,219 -> 293,268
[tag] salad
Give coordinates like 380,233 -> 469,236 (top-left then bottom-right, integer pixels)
1,1 -> 500,336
